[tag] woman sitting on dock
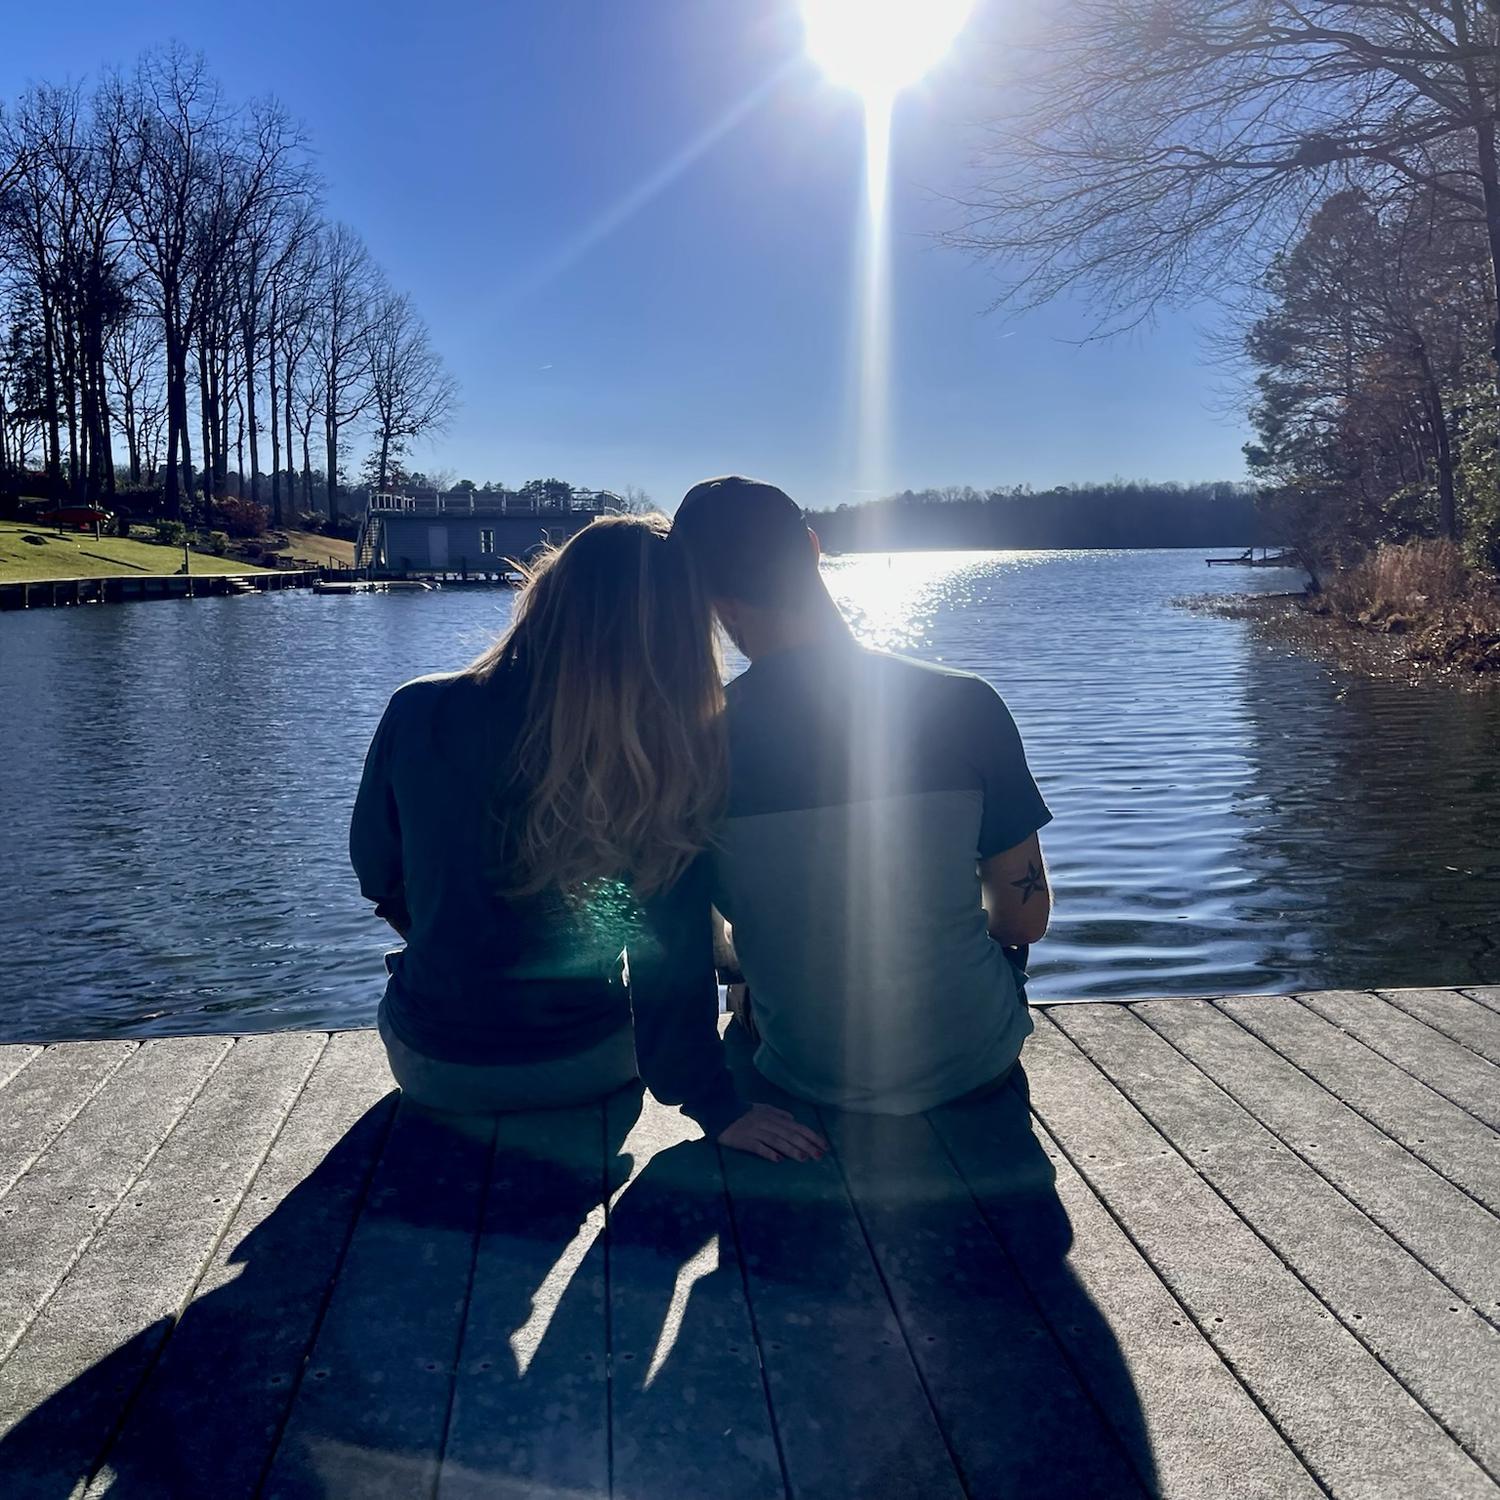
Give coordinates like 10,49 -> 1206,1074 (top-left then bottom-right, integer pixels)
350,514 -> 824,1163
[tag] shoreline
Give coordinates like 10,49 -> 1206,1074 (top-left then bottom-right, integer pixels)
1187,590 -> 1500,690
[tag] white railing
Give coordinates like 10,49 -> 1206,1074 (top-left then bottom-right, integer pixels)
367,489 -> 622,518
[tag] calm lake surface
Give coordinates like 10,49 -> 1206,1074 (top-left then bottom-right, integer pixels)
2,549 -> 1497,1042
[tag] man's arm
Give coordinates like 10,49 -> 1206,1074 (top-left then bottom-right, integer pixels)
980,831 -> 1051,947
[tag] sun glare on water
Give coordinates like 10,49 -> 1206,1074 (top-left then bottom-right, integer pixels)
800,0 -> 975,500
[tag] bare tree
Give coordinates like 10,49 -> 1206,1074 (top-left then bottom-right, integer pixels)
311,222 -> 379,522
105,302 -> 165,485
953,0 -> 1500,368
0,49 -> 456,519
364,290 -> 457,492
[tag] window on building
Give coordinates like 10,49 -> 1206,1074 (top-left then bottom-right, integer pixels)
479,529 -> 495,555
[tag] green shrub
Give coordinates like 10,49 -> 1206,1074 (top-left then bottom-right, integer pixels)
154,519 -> 187,547
205,530 -> 229,556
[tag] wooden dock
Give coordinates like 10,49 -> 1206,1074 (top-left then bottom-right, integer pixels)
0,570 -> 320,611
1,987 -> 1497,1498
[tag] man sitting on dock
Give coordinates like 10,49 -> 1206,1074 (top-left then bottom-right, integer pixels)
671,477 -> 1053,1113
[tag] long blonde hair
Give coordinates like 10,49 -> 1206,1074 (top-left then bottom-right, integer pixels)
469,514 -> 725,900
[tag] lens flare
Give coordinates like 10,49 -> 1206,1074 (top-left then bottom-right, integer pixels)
801,0 -> 975,104
802,0 -> 975,501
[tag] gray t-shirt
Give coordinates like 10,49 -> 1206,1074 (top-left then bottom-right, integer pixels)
713,639 -> 1052,1114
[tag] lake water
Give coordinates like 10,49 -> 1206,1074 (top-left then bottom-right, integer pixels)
2,549 -> 1497,1043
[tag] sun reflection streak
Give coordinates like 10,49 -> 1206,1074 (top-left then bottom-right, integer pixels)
856,94 -> 894,502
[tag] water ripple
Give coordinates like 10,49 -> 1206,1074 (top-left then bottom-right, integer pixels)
1,550 -> 1496,1040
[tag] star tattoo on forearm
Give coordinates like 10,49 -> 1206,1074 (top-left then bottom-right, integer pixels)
1010,862 -> 1046,904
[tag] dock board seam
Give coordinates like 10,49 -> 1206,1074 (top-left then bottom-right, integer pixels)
1374,989 -> 1500,1068
715,1141 -> 795,1500
0,1039 -> 233,1367
84,1033 -> 332,1492
1216,1000 -> 1500,1219
1461,989 -> 1500,1018
249,1078 -> 402,1500
433,1112 -> 502,1500
0,1045 -> 42,1097
1291,994 -> 1500,1138
1133,1004 -> 1500,1335
816,1105 -> 975,1500
924,1100 -> 1159,1498
1054,1010 -> 1500,1489
0,1042 -> 140,1205
1027,1011 -> 1348,1499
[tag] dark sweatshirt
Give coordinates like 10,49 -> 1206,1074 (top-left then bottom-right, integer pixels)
349,669 -> 742,1137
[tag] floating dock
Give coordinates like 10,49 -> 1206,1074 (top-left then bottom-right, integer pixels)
1,987 -> 1497,1497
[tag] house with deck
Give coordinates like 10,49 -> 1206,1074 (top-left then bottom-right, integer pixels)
355,488 -> 622,577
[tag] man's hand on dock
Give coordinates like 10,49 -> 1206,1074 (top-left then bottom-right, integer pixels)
719,1104 -> 828,1163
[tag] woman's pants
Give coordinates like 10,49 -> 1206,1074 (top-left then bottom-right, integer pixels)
377,998 -> 639,1114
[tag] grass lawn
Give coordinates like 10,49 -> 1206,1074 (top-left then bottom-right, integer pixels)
277,529 -> 356,568
0,520 -> 272,583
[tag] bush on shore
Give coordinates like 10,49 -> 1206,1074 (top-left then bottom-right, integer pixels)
1313,540 -> 1500,672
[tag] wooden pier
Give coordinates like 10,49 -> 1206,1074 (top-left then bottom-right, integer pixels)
1,987 -> 1497,1498
0,570 -> 320,611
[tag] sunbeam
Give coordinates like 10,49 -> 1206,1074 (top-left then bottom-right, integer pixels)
495,65 -> 793,309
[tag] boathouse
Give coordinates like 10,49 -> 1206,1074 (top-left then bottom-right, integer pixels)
356,488 -> 621,577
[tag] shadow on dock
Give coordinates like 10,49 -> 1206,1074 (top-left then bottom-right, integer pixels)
0,1054 -> 1157,1498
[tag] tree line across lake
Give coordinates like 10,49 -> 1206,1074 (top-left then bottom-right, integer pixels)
0,45 -> 457,528
805,482 -> 1263,552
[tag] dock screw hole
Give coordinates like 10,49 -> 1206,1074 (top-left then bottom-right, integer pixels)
622,1352 -> 635,1361
1213,1317 -> 1223,1323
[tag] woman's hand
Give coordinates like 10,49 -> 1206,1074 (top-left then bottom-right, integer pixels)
718,1104 -> 828,1163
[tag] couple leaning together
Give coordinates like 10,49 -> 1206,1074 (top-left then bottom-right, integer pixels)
350,476 -> 1052,1162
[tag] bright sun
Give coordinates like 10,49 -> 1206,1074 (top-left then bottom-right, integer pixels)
800,0 -> 975,100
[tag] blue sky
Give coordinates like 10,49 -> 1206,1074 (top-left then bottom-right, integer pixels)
3,1 -> 1250,509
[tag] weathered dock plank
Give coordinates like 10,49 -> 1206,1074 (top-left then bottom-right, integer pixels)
827,1101 -> 1148,1498
263,1099 -> 493,1500
0,1032 -> 324,1496
1058,1004 -> 1500,1484
0,1041 -> 137,1201
930,1075 -> 1324,1500
1221,995 -> 1500,1214
607,1090 -> 782,1500
436,1104 -> 602,1500
0,1044 -> 40,1094
0,1035 -> 228,1361
3,991 -> 1497,1500
1377,988 -> 1500,1067
718,1040 -> 964,1500
1139,999 -> 1500,1321
1298,991 -> 1500,1131
1027,1013 -> 1500,1499
84,1031 -> 398,1499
